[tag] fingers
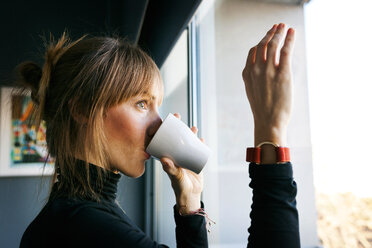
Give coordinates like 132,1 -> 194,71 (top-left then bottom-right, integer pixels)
191,126 -> 205,143
247,23 -> 295,71
160,157 -> 180,177
246,46 -> 257,67
266,23 -> 286,67
174,113 -> 198,135
173,112 -> 205,144
279,28 -> 296,73
255,24 -> 277,65
191,126 -> 198,134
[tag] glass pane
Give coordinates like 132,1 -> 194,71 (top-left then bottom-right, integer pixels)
152,30 -> 189,246
197,0 -> 318,247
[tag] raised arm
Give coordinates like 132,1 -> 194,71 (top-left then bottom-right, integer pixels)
242,23 -> 300,248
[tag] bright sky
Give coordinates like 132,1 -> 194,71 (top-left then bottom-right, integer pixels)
305,0 -> 372,197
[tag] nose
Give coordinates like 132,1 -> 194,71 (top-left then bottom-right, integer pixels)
147,113 -> 163,139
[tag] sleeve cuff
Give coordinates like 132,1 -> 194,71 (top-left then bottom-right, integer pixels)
249,162 -> 293,179
173,201 -> 206,227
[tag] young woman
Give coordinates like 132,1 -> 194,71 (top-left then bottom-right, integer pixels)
19,23 -> 299,248
18,33 -> 206,248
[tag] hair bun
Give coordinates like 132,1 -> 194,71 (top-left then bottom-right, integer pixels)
16,61 -> 42,104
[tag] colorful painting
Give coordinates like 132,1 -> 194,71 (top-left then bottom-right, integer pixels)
10,94 -> 51,165
0,87 -> 54,176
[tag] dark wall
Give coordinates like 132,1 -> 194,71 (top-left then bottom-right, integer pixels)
0,177 -> 51,248
0,0 -> 202,246
0,175 -> 145,248
0,0 -> 147,85
0,1 -> 146,247
0,0 -> 202,83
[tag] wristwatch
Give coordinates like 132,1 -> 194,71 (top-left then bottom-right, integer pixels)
246,141 -> 290,164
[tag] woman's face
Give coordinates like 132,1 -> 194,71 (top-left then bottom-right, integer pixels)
103,83 -> 163,178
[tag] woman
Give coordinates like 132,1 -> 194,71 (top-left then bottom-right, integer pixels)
18,33 -> 206,247
19,23 -> 299,247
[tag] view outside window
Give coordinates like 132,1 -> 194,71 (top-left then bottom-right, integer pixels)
198,0 -> 317,247
153,1 -> 372,247
305,0 -> 372,247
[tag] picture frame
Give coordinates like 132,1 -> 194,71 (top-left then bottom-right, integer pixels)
0,87 -> 54,176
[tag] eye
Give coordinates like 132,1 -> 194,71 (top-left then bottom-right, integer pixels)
136,100 -> 148,110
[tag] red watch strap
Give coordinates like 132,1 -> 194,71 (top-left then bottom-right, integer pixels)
246,147 -> 261,163
246,146 -> 290,163
276,147 -> 290,162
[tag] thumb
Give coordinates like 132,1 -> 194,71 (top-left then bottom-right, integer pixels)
160,157 -> 179,176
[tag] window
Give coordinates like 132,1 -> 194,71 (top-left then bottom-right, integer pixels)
197,0 -> 317,247
148,1 -> 318,247
148,30 -> 189,246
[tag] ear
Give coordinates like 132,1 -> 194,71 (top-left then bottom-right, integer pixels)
68,99 -> 88,125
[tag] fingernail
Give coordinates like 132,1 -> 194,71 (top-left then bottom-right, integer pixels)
278,23 -> 285,29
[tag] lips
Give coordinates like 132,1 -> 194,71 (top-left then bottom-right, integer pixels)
144,151 -> 151,159
144,136 -> 153,159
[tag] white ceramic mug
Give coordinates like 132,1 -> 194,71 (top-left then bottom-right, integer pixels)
146,113 -> 211,174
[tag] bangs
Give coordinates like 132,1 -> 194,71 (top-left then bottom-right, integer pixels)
135,70 -> 164,107
104,44 -> 164,108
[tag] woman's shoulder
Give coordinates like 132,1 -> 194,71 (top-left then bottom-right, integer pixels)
51,198 -> 143,236
21,197 -> 151,248
53,198 -> 155,247
20,198 -> 115,247
46,197 -> 123,220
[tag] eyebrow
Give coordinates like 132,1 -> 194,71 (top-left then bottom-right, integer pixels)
141,92 -> 157,101
139,91 -> 163,106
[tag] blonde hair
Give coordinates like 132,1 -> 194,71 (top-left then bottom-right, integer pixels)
15,33 -> 163,201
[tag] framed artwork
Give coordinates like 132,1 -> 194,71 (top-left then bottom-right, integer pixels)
0,87 -> 54,176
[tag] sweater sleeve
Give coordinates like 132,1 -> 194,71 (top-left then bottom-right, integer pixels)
173,202 -> 208,248
247,162 -> 300,248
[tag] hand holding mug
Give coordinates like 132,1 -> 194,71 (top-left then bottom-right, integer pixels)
159,113 -> 204,214
146,113 -> 208,214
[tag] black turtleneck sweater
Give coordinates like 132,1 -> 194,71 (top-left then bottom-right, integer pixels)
20,161 -> 208,248
20,161 -> 300,248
